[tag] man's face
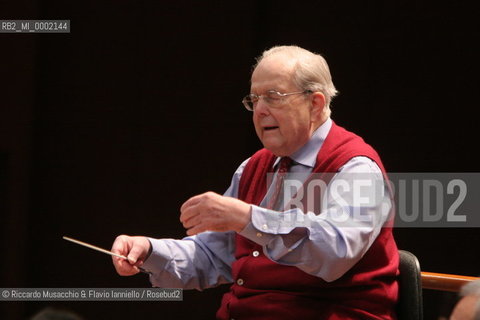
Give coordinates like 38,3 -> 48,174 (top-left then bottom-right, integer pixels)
251,55 -> 316,156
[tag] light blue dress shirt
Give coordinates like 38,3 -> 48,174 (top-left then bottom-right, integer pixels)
142,118 -> 391,289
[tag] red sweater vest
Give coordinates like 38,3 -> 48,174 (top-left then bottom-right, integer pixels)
217,122 -> 399,320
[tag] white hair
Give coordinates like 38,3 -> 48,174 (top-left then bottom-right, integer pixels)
254,45 -> 338,117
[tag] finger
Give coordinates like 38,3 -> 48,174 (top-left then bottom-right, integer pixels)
181,207 -> 203,229
111,235 -> 130,256
111,235 -> 148,276
180,202 -> 201,224
133,260 -> 144,268
127,238 -> 150,264
180,194 -> 204,214
112,256 -> 140,276
186,224 -> 205,236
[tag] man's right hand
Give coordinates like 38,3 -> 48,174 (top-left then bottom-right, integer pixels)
111,235 -> 151,276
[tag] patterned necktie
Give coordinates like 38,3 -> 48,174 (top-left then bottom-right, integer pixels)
266,157 -> 293,210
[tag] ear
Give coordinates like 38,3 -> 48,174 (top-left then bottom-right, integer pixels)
310,92 -> 326,123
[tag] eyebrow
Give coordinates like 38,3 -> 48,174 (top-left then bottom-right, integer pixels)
250,88 -> 282,94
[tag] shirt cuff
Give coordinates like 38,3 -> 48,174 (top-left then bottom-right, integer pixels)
239,205 -> 293,245
141,238 -> 171,274
239,221 -> 274,246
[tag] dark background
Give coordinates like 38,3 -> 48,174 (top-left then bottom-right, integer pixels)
1,1 -> 478,319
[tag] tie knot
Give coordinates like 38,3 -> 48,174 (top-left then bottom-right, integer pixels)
278,157 -> 293,173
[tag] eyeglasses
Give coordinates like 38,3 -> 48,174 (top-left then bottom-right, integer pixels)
242,90 -> 313,111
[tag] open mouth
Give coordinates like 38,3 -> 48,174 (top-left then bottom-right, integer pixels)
264,126 -> 279,131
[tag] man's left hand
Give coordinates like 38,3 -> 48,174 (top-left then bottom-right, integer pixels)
180,192 -> 252,235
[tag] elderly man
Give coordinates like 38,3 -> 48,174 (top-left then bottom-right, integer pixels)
112,45 -> 399,319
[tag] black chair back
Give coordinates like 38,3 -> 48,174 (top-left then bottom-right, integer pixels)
397,250 -> 423,320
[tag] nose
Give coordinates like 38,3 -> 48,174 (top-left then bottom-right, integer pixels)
254,98 -> 270,116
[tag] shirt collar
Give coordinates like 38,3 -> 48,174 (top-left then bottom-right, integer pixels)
273,117 -> 332,168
